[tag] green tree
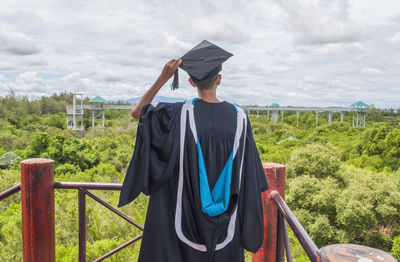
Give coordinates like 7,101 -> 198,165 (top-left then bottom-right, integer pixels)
392,235 -> 400,260
287,175 -> 340,246
384,129 -> 400,170
29,132 -> 51,156
44,114 -> 66,129
287,143 -> 341,179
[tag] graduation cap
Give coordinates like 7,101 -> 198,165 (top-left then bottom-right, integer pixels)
171,40 -> 233,90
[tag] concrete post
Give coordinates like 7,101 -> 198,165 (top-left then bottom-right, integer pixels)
252,163 -> 286,262
92,108 -> 95,130
356,112 -> 359,127
102,108 -> 105,127
327,111 -> 333,125
21,159 -> 55,262
73,94 -> 76,130
364,114 -> 366,128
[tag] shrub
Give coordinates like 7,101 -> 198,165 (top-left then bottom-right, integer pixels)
55,164 -> 81,177
44,114 -> 66,129
287,143 -> 341,179
392,235 -> 400,260
29,132 -> 51,156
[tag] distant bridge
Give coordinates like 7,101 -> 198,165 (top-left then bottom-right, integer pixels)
66,94 -> 369,131
243,105 -> 369,127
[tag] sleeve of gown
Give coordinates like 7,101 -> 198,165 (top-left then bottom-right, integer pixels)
117,102 -> 182,208
239,116 -> 269,252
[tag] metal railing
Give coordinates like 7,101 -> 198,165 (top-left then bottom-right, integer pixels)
54,182 -> 143,262
1,159 -> 397,262
1,159 -> 143,262
0,183 -> 20,201
271,190 -> 319,261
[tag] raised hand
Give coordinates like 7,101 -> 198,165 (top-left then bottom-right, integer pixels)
158,58 -> 182,82
131,58 -> 182,119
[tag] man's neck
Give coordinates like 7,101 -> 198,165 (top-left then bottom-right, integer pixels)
197,88 -> 219,103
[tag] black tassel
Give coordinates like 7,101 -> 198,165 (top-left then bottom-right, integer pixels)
171,69 -> 179,90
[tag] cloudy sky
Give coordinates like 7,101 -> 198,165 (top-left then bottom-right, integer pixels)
0,0 -> 399,107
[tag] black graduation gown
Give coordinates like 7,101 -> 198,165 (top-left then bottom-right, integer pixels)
118,99 -> 269,262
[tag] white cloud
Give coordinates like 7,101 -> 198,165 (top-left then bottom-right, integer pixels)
61,72 -> 81,82
0,30 -> 40,55
388,32 -> 400,45
273,0 -> 367,48
23,56 -> 49,67
132,33 -> 192,59
296,42 -> 364,55
15,72 -> 50,92
0,74 -> 17,94
0,62 -> 14,71
96,55 -> 152,68
61,72 -> 95,89
190,18 -> 250,44
361,67 -> 384,75
0,72 -> 52,98
94,70 -> 124,82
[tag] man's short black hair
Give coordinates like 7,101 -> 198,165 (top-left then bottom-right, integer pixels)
189,66 -> 221,90
190,73 -> 219,90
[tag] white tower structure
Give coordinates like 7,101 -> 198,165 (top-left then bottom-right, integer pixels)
66,94 -> 84,131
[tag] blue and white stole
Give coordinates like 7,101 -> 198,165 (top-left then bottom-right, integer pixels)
175,98 -> 247,252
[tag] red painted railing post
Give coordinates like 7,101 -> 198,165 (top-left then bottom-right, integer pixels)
252,163 -> 286,262
21,158 -> 55,262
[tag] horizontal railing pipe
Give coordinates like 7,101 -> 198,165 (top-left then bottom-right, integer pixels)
0,183 -> 20,201
54,181 -> 122,190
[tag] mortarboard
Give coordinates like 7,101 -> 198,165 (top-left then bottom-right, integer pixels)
171,40 -> 233,90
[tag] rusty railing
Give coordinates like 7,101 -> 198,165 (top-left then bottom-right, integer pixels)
53,182 -> 144,262
252,163 -> 397,262
1,158 -> 143,262
1,159 -> 398,262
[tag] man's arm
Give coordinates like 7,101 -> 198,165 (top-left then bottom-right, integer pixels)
131,58 -> 182,119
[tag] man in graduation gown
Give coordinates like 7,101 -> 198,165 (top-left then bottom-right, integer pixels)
118,40 -> 269,262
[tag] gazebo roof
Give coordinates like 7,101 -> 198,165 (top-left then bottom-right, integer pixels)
89,96 -> 108,103
276,136 -> 299,145
0,152 -> 20,166
351,101 -> 369,107
271,103 -> 280,107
